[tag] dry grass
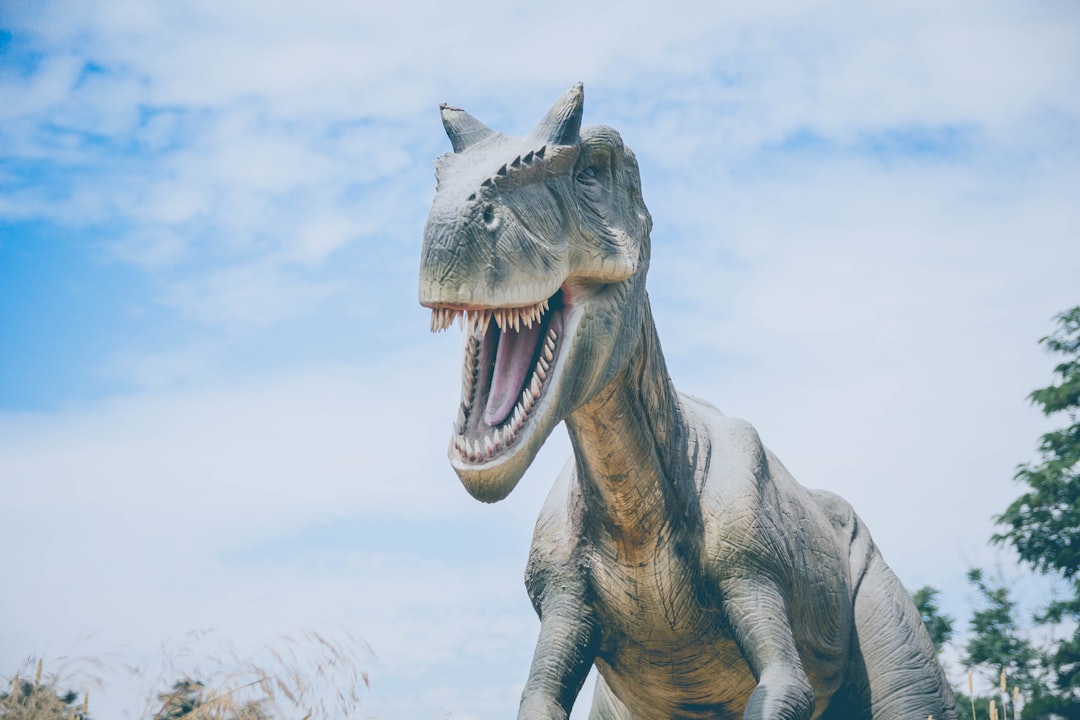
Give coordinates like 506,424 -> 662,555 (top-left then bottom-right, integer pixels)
958,668 -> 1022,720
3,629 -> 374,720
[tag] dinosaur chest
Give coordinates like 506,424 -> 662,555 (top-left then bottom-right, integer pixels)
587,539 -> 758,719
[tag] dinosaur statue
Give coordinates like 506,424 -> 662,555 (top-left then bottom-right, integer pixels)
418,83 -> 958,720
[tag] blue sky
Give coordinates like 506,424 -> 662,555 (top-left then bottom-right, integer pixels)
2,1 -> 1079,718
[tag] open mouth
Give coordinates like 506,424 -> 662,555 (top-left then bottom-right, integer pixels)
429,291 -> 563,464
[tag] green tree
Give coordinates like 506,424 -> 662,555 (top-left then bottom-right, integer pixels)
995,306 -> 1080,579
913,585 -> 955,653
961,568 -> 1044,718
990,307 -> 1080,718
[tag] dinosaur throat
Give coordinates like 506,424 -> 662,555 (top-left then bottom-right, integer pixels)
429,291 -> 564,464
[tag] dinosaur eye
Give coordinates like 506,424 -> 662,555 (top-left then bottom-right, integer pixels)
576,166 -> 604,204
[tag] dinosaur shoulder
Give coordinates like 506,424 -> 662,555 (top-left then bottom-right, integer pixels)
685,401 -> 769,489
687,401 -> 785,554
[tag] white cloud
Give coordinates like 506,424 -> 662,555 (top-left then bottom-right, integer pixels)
0,342 -> 564,718
4,0 -> 1076,332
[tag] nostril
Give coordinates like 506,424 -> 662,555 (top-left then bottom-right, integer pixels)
482,204 -> 499,231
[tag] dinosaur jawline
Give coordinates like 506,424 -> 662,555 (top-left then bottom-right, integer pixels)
433,292 -> 562,465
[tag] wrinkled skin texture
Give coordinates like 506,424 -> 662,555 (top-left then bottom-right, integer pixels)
419,84 -> 958,720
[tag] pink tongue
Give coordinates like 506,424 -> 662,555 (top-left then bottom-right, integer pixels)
483,322 -> 542,426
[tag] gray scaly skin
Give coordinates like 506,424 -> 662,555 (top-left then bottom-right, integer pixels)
419,84 -> 958,720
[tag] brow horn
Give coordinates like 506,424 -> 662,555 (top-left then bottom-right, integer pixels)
440,103 -> 499,152
532,82 -> 584,146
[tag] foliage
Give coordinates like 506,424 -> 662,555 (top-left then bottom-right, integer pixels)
962,569 -> 1039,692
954,307 -> 1080,720
960,569 -> 1043,719
992,307 -> 1080,717
913,585 -> 955,654
915,309 -> 1080,720
994,306 -> 1080,580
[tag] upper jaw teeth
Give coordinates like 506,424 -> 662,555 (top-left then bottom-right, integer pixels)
429,298 -> 550,334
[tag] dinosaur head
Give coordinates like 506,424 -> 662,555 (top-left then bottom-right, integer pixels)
419,83 -> 653,502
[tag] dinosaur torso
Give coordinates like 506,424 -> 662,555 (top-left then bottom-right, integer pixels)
526,331 -> 855,719
418,84 -> 957,720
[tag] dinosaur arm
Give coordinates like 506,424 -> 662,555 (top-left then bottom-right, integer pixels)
518,591 -> 601,720
721,576 -> 815,720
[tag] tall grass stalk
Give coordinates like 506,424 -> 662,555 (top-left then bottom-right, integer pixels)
3,628 -> 373,720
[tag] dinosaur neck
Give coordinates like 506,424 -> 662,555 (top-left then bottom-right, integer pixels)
565,296 -> 701,557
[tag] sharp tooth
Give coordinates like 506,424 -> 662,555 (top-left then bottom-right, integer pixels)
537,365 -> 547,381
493,427 -> 502,450
530,374 -> 541,395
514,309 -> 520,332
543,344 -> 554,362
484,435 -> 494,458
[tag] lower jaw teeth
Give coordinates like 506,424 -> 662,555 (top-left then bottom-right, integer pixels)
454,324 -> 558,463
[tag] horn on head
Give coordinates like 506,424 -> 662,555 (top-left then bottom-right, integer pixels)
532,82 -> 584,146
440,103 -> 498,152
